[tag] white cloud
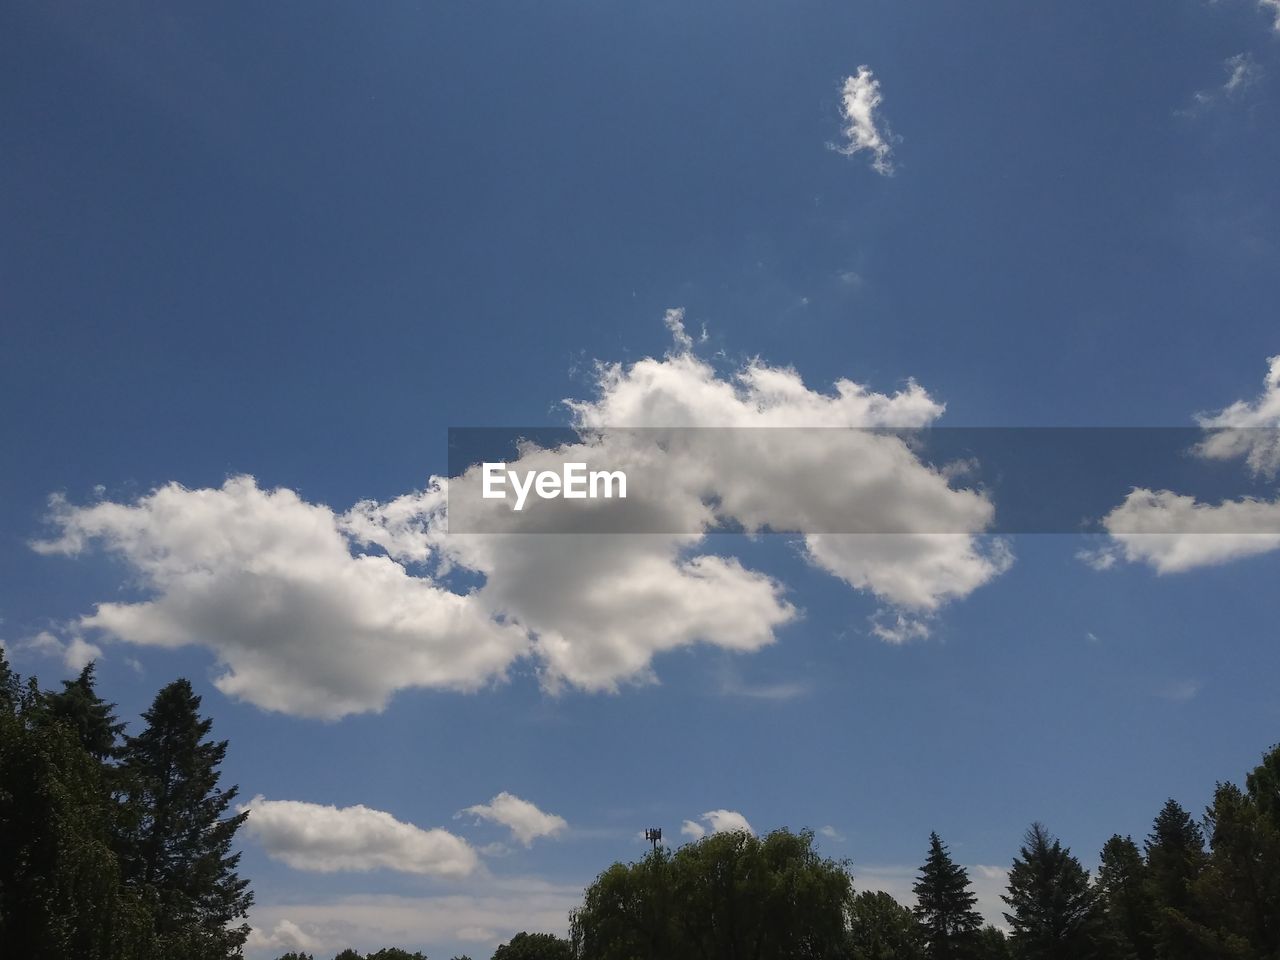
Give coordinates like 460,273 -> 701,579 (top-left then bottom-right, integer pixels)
833,66 -> 895,175
31,478 -> 529,719
34,317 -> 1010,711
819,825 -> 845,842
1224,52 -> 1264,92
246,920 -> 321,955
1093,489 -> 1280,573
459,792 -> 568,848
680,819 -> 707,841
1195,355 -> 1280,477
1261,0 -> 1280,31
1155,678 -> 1202,703
22,629 -> 102,671
1186,53 -> 1264,112
241,796 -> 479,877
245,881 -> 580,960
689,809 -> 755,836
1089,356 -> 1280,574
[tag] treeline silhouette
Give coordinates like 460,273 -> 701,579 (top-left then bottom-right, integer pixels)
3,650 -> 1278,960
0,652 -> 251,959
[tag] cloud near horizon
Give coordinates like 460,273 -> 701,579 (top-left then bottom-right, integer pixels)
241,796 -> 480,877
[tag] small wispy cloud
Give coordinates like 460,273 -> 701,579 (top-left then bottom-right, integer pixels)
831,66 -> 896,175
1261,0 -> 1280,32
1155,679 -> 1202,703
1183,52 -> 1263,114
818,825 -> 845,842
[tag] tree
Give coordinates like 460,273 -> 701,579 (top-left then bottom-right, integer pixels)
0,647 -> 20,714
1176,746 -> 1280,959
913,832 -> 982,958
973,926 -> 1012,960
119,679 -> 252,958
1096,835 -> 1155,960
491,931 -> 573,959
332,950 -> 363,960
1002,823 -> 1103,960
571,828 -> 853,960
0,677 -> 154,959
366,949 -> 429,960
847,890 -> 925,960
41,662 -> 126,763
1144,800 -> 1206,960
271,953 -> 314,960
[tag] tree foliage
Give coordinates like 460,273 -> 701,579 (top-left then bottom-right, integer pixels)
1002,822 -> 1104,960
571,827 -> 853,960
0,660 -> 251,960
913,832 -> 982,959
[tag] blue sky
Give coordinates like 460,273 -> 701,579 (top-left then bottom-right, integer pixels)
3,1 -> 1280,956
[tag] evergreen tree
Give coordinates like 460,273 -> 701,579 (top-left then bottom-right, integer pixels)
42,661 -> 126,762
0,678 -> 154,959
119,679 -> 252,959
1144,800 -> 1206,960
1097,835 -> 1155,960
1002,823 -> 1103,960
1180,746 -> 1280,959
913,832 -> 982,959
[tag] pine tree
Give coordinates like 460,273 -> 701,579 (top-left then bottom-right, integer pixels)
0,673 -> 154,959
913,832 -> 982,959
1144,799 -> 1206,960
1002,823 -> 1103,960
1097,835 -> 1155,960
42,661 -> 126,762
120,679 -> 252,959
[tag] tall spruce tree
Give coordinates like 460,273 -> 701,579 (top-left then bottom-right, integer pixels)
913,832 -> 982,959
0,669 -> 154,959
1097,835 -> 1155,960
1002,823 -> 1103,960
42,661 -> 125,763
1180,747 -> 1280,959
1144,800 -> 1206,960
120,679 -> 252,959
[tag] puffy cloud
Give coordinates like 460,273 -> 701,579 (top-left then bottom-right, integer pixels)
818,825 -> 845,842
833,66 -> 895,175
241,796 -> 479,877
440,339 -> 1008,681
34,318 -> 1009,711
31,478 -> 529,718
22,629 -> 102,671
1089,357 -> 1280,574
459,792 -> 568,847
1092,489 -> 1280,573
680,819 -> 707,841
1195,355 -> 1280,477
246,920 -> 321,955
683,809 -> 755,837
